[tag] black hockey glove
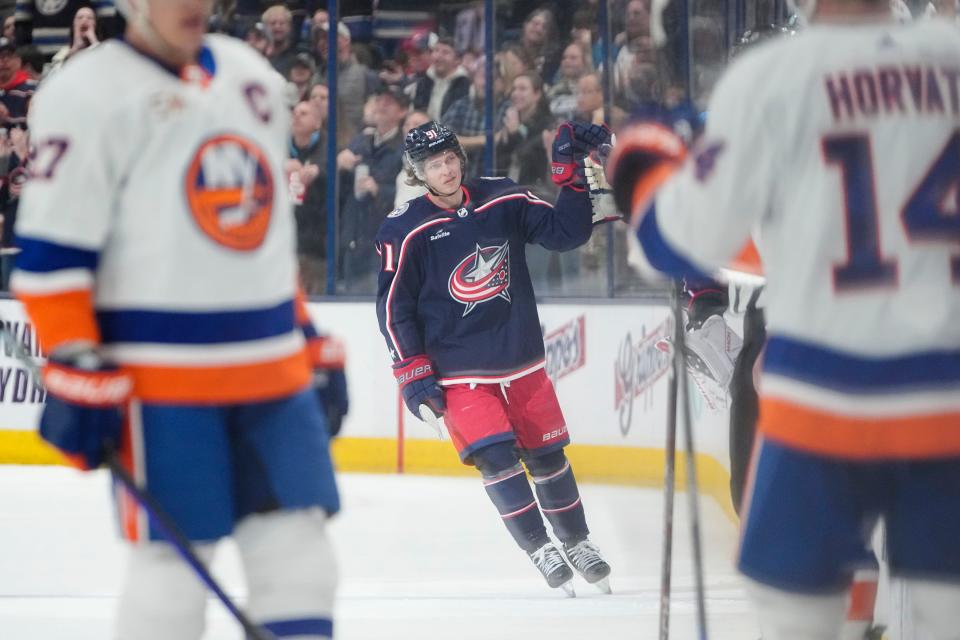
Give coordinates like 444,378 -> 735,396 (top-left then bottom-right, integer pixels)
551,121 -> 613,191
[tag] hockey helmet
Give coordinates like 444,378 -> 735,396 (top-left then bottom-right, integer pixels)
403,121 -> 467,179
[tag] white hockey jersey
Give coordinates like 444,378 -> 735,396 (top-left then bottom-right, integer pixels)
631,18 -> 960,459
12,36 -> 315,404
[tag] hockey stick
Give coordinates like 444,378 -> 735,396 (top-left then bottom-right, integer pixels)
0,321 -> 276,640
103,450 -> 276,640
670,281 -> 710,640
658,282 -> 680,640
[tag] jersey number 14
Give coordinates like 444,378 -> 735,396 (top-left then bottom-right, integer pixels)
823,131 -> 960,290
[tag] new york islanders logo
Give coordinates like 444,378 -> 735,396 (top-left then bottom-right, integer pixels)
185,134 -> 274,251
448,242 -> 511,316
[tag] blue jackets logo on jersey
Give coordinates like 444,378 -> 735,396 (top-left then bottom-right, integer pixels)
185,134 -> 274,251
448,242 -> 512,316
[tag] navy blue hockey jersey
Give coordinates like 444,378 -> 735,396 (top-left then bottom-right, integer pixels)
375,177 -> 593,383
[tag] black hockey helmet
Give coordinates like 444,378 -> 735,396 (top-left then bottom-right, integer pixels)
402,121 -> 468,195
404,122 -> 466,168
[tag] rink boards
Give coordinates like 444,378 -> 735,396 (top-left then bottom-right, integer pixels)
0,298 -> 736,520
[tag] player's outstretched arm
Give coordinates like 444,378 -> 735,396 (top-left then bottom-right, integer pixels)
608,60 -> 773,283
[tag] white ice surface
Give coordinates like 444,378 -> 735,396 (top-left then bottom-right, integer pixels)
0,466 -> 759,639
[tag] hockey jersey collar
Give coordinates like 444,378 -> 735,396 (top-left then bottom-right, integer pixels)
427,185 -> 472,214
118,36 -> 217,83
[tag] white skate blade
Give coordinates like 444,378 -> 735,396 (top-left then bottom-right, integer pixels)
592,577 -> 612,594
559,579 -> 576,598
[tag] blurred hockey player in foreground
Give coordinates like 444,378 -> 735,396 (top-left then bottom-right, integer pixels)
375,121 -> 612,596
607,0 -> 960,636
11,0 -> 340,637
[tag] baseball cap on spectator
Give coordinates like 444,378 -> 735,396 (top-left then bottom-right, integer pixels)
377,85 -> 410,109
292,52 -> 316,74
0,38 -> 16,54
405,31 -> 438,53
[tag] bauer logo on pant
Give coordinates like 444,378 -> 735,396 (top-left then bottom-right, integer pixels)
185,134 -> 274,251
447,242 -> 511,317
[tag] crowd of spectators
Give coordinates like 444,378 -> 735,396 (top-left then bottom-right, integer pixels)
0,0 -> 738,295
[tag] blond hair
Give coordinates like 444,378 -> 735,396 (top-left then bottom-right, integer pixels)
262,4 -> 292,23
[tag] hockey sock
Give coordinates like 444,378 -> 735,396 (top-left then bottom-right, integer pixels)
115,541 -> 214,640
235,508 -> 336,638
526,450 -> 589,545
475,442 -> 549,553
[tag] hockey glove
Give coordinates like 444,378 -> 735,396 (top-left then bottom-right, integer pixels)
583,141 -> 618,224
393,355 -> 445,436
606,123 -> 686,223
307,335 -> 349,437
40,348 -> 133,471
551,121 -> 613,191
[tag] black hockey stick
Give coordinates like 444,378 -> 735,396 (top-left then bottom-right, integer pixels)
658,281 -> 680,640
670,281 -> 710,640
0,321 -> 276,640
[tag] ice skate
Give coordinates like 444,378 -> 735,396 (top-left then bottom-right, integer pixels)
529,543 -> 575,597
563,539 -> 612,594
657,314 -> 743,389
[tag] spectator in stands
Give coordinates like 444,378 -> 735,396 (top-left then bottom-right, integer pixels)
313,20 -> 379,146
336,85 -> 407,293
615,0 -> 652,49
401,30 -> 435,82
244,21 -> 272,57
569,7 -> 605,68
263,3 -> 296,75
47,4 -> 99,74
288,100 -> 327,295
14,0 -> 116,60
574,71 -> 604,123
407,36 -> 469,122
441,57 -> 505,178
0,38 -> 35,128
17,44 -> 40,78
0,125 -> 28,288
495,71 -> 551,189
288,51 -> 317,103
515,7 -> 561,85
547,42 -> 591,122
393,109 -> 429,208
2,15 -> 13,41
497,42 -> 534,95
614,34 -> 663,106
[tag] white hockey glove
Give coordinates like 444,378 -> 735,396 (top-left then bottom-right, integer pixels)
583,148 -> 618,225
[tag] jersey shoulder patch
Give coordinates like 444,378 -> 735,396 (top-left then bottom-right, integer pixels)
387,202 -> 409,218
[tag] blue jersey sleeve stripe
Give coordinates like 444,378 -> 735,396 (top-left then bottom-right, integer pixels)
764,335 -> 960,392
97,300 -> 296,345
15,236 -> 99,273
636,204 -> 712,282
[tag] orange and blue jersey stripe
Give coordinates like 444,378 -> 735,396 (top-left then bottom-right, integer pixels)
759,335 -> 960,459
13,236 -> 312,404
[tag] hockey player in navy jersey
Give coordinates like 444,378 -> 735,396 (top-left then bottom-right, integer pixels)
375,121 -> 612,595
